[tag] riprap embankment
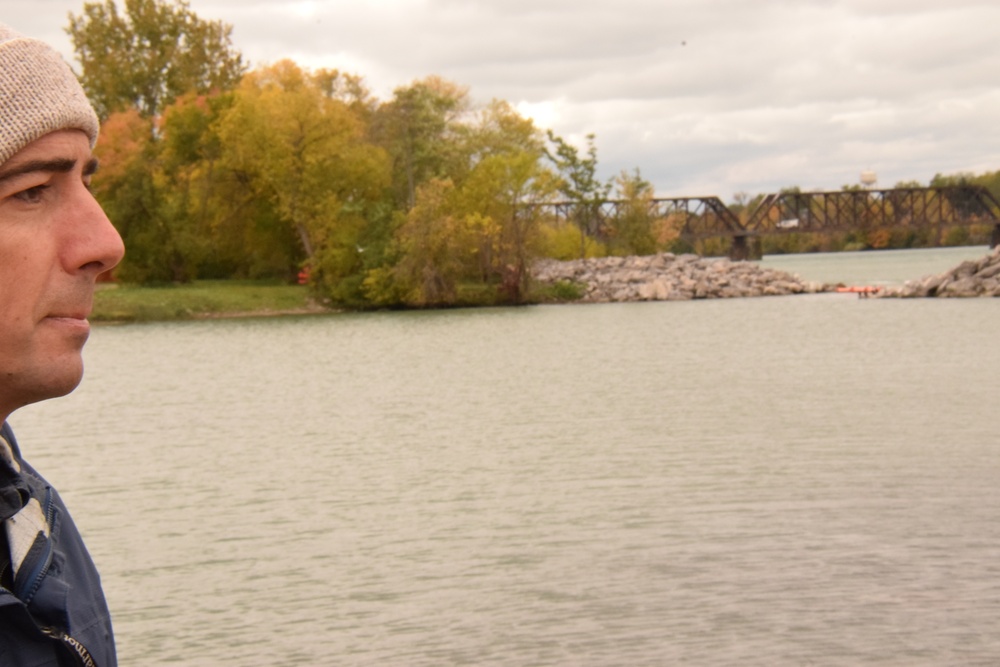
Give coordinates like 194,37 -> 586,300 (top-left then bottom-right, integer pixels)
533,253 -> 830,302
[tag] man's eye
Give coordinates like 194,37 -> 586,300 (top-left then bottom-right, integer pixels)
12,185 -> 48,203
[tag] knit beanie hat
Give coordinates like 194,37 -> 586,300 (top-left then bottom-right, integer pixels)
0,23 -> 99,166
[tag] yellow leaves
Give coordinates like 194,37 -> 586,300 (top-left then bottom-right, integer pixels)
387,148 -> 560,305
539,223 -> 606,260
608,169 -> 657,255
391,179 -> 481,305
464,100 -> 543,164
654,212 -> 687,247
418,75 -> 470,104
242,59 -> 308,93
464,212 -> 501,247
360,266 -> 400,306
216,60 -> 390,259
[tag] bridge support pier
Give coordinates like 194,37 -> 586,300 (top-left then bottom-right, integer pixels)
728,235 -> 761,261
729,235 -> 749,261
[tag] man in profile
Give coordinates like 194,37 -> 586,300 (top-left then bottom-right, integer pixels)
0,22 -> 124,666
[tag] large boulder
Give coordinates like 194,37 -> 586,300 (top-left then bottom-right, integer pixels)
881,246 -> 1000,298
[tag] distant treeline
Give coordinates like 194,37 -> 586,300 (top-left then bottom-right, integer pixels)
72,0 -> 999,308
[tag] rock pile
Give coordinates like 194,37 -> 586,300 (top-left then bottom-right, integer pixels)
532,253 -> 829,302
881,246 -> 1000,298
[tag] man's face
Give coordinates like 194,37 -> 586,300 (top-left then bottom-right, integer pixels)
0,130 -> 124,418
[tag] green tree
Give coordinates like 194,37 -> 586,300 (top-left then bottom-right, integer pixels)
971,170 -> 1000,203
608,169 -> 656,256
94,98 -> 221,283
376,99 -> 557,307
157,91 -> 245,279
388,179 -> 478,306
544,131 -> 610,258
456,151 -> 560,302
371,76 -> 469,209
458,100 -> 543,174
67,0 -> 245,119
930,172 -> 974,188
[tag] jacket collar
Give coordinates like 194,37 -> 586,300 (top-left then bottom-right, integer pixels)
0,426 -> 29,522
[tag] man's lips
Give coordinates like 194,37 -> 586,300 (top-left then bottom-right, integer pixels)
42,313 -> 91,332
43,301 -> 92,321
45,310 -> 89,321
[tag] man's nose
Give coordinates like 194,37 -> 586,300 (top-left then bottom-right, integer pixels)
66,187 -> 125,277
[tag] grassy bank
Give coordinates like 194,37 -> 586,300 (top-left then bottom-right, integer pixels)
92,281 -> 330,323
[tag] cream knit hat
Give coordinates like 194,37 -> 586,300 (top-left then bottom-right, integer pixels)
0,23 -> 99,165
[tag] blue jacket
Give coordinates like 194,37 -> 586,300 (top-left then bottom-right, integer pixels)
0,422 -> 116,666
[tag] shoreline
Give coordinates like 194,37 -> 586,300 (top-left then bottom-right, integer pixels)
90,281 -> 331,323
186,304 -> 336,320
92,247 -> 998,323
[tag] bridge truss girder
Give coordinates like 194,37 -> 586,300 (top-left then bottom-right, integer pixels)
534,196 -> 743,239
743,186 -> 1000,236
529,186 -> 1000,260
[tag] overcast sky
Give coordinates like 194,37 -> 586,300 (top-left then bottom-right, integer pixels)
10,0 -> 1000,200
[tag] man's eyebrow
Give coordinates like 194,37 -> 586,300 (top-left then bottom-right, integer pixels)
0,158 -> 80,185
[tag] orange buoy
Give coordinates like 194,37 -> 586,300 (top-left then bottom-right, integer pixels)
836,285 -> 880,294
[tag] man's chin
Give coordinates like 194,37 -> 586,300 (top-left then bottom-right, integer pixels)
12,361 -> 85,412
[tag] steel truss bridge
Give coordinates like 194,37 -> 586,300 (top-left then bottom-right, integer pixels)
534,185 -> 1000,260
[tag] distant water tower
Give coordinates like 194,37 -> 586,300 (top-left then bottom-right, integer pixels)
860,170 -> 877,188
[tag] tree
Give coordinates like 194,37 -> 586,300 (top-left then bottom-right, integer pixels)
608,169 -> 656,256
544,131 -> 610,258
456,151 -> 560,302
156,91 -> 239,279
458,100 -> 543,173
215,61 -> 390,287
930,172 -> 974,188
388,179 -> 477,306
370,98 -> 557,307
94,99 -> 221,283
311,68 -> 376,120
90,108 -> 162,281
67,0 -> 245,119
371,76 -> 469,210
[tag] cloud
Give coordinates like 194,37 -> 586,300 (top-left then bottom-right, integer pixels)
6,0 -> 1000,198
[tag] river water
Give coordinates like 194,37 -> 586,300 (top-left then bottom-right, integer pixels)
11,247 -> 1000,666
